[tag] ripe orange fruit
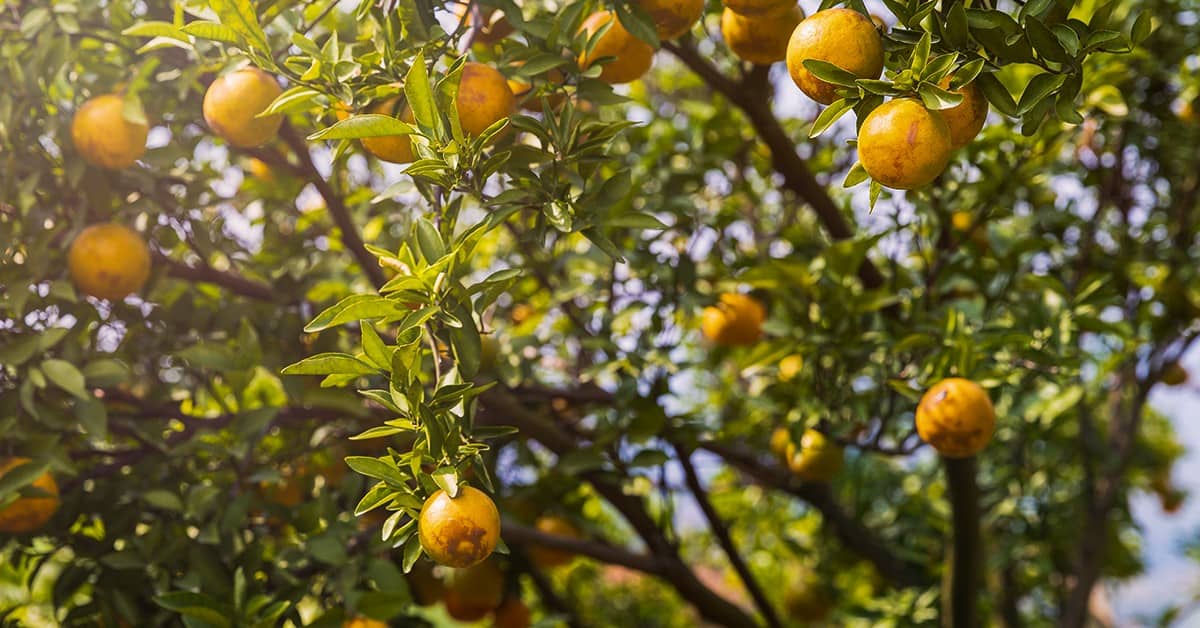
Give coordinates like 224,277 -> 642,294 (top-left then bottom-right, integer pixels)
342,618 -> 386,628
457,62 -> 517,138
259,471 -> 305,507
450,3 -> 514,45
915,378 -> 995,458
418,486 -> 501,568
769,427 -> 792,459
1180,100 -> 1195,123
0,458 -> 59,534
1162,363 -> 1189,386
407,561 -> 445,606
203,68 -> 283,148
786,8 -> 884,105
493,597 -> 533,628
722,0 -> 793,17
579,11 -> 656,85
528,515 -> 580,568
244,157 -> 275,183
701,293 -> 766,347
783,570 -> 832,621
68,224 -> 152,301
937,79 -> 989,149
71,94 -> 148,170
359,97 -> 416,164
951,211 -> 988,248
444,560 -> 505,621
778,354 -> 804,382
507,63 -> 567,112
637,0 -> 705,39
785,429 -> 843,482
721,5 -> 803,66
857,99 -> 952,190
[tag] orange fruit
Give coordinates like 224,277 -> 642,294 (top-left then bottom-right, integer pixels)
507,63 -> 567,113
722,0 -> 793,17
701,293 -> 766,347
857,99 -> 952,190
915,378 -> 995,458
637,0 -> 705,39
203,68 -> 283,148
778,354 -> 804,381
0,458 -> 59,534
68,224 -> 152,301
937,79 -> 989,149
71,94 -> 148,170
259,470 -> 305,508
444,560 -> 505,621
342,618 -> 387,628
721,5 -> 803,66
786,8 -> 884,105
769,427 -> 792,459
578,11 -> 656,85
450,4 -> 514,45
528,515 -> 580,568
457,62 -> 517,138
359,97 -> 416,164
493,598 -> 532,628
418,486 -> 501,568
244,157 -> 275,183
785,429 -> 843,482
951,211 -> 988,248
1162,363 -> 1189,386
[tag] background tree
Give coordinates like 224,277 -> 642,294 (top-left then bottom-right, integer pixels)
0,0 -> 1196,626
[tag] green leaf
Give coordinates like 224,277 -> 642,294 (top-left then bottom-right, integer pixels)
281,353 -> 379,376
41,359 -> 88,400
143,489 -> 184,512
180,21 -> 243,45
0,460 -> 50,500
949,59 -> 985,89
909,31 -> 932,73
975,72 -> 1017,116
262,86 -> 323,115
1016,72 -> 1066,115
207,0 -> 270,54
413,218 -> 445,263
613,0 -> 660,48
308,114 -> 415,141
1130,11 -> 1153,45
810,98 -> 854,138
76,397 -> 108,439
305,295 -> 409,332
155,592 -> 234,628
405,51 -> 436,130
800,59 -> 860,87
1024,18 -> 1071,64
918,82 -> 965,110
121,21 -> 189,42
432,467 -> 458,497
345,456 -> 410,486
843,162 -> 869,188
361,322 -> 391,369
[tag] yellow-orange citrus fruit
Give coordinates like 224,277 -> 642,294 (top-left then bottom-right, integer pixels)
579,11 -> 656,85
457,62 -> 517,138
450,4 -> 514,45
937,79 -> 989,149
507,64 -> 568,113
778,354 -> 804,382
418,486 -> 501,568
68,223 -> 152,301
528,515 -> 580,568
786,8 -> 884,105
1180,99 -> 1195,123
510,303 -> 535,325
493,598 -> 533,628
783,570 -> 832,622
203,68 -> 283,148
951,211 -> 988,248
701,293 -> 766,347
71,94 -> 148,170
637,0 -> 705,39
407,561 -> 445,607
722,0 -> 793,17
0,458 -> 59,534
342,618 -> 387,628
769,427 -> 792,459
359,97 -> 416,164
786,429 -> 844,482
259,473 -> 305,507
245,157 -> 275,183
1162,363 -> 1189,386
915,378 -> 995,458
444,560 -> 505,621
857,99 -> 952,190
722,6 -> 803,66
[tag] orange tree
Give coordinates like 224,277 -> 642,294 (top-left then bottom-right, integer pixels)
0,0 -> 1195,625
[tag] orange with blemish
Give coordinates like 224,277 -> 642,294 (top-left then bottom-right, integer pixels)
915,378 -> 995,458
418,486 -> 500,567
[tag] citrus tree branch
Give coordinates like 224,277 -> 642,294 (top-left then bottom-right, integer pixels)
663,41 -> 884,290
156,253 -> 279,301
699,441 -> 932,588
943,456 -> 981,628
278,122 -> 387,289
675,444 -> 784,628
503,520 -> 663,575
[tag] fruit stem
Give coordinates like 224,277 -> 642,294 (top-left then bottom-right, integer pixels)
942,455 -> 980,628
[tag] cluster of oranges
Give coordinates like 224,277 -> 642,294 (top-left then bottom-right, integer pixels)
342,559 -> 531,627
701,292 -> 997,460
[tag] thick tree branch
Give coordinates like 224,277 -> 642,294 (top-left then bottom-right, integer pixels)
943,456 -> 981,628
503,520 -> 663,575
278,122 -> 387,289
675,445 -> 783,628
156,253 -> 278,301
700,441 -> 931,588
663,41 -> 884,290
